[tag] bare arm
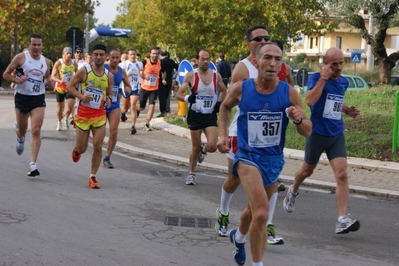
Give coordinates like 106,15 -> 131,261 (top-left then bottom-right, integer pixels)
176,71 -> 193,102
217,81 -> 242,153
107,72 -> 113,97
230,61 -> 250,84
219,82 -> 242,138
2,53 -> 27,84
306,63 -> 332,107
51,60 -> 62,84
342,104 -> 360,118
285,64 -> 295,87
121,69 -> 132,94
287,86 -> 312,137
66,67 -> 87,101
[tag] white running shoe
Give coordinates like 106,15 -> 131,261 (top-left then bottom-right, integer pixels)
27,163 -> 40,177
283,185 -> 298,213
56,122 -> 62,131
185,173 -> 196,185
335,214 -> 360,234
63,118 -> 69,130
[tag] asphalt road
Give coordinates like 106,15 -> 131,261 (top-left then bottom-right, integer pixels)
0,95 -> 398,266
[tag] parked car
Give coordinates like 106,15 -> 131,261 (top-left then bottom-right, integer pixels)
294,73 -> 369,94
391,75 -> 399,85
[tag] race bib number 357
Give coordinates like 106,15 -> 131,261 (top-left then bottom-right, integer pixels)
247,112 -> 282,148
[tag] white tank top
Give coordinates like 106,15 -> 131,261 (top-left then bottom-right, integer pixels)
228,58 -> 258,137
14,51 -> 48,96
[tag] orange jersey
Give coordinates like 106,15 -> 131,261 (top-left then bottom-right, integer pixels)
141,59 -> 161,91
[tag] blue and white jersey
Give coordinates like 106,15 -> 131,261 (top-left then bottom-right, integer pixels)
237,79 -> 291,155
307,72 -> 348,136
119,60 -> 143,91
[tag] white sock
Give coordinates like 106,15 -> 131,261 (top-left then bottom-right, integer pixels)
220,188 -> 234,214
252,262 -> 263,266
90,174 -> 96,178
235,229 -> 247,243
30,162 -> 36,166
267,192 -> 278,225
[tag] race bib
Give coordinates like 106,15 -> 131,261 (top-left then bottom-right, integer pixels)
26,77 -> 42,93
111,85 -> 119,102
144,74 -> 157,86
82,87 -> 103,109
195,95 -> 215,114
63,73 -> 73,84
323,93 -> 344,120
247,112 -> 282,148
131,73 -> 139,89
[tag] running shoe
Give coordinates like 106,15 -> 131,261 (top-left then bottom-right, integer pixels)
143,124 -> 152,131
16,137 -> 25,155
88,176 -> 100,189
229,229 -> 246,266
185,173 -> 196,185
215,207 -> 229,237
56,122 -> 62,131
69,117 -> 75,125
71,148 -> 81,163
63,118 -> 69,130
27,163 -> 40,177
103,158 -> 114,169
283,185 -> 298,213
267,224 -> 284,245
198,142 -> 207,164
335,214 -> 360,234
130,126 -> 137,135
121,112 -> 127,122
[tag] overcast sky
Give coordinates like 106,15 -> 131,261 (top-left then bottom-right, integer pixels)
94,1 -> 121,26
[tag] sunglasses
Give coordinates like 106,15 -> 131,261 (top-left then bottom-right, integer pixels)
76,51 -> 82,54
249,36 -> 270,42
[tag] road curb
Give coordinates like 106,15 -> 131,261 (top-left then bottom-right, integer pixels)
110,133 -> 399,200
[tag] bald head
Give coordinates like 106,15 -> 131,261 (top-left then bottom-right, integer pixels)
324,47 -> 344,79
324,47 -> 343,62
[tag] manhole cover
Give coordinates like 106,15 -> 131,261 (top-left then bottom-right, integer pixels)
164,217 -> 211,228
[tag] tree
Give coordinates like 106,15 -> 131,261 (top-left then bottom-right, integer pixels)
111,0 -> 338,62
328,0 -> 399,84
0,0 -> 99,57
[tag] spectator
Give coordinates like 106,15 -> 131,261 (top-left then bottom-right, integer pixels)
216,52 -> 231,88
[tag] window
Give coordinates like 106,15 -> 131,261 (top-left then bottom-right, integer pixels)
354,77 -> 365,88
336,37 -> 342,49
310,37 -> 313,49
344,77 -> 355,88
315,37 -> 318,46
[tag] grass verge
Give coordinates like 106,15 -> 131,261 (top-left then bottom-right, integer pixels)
165,86 -> 399,162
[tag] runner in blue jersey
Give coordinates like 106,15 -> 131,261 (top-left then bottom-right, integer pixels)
103,49 -> 131,168
218,42 -> 311,266
283,47 -> 361,235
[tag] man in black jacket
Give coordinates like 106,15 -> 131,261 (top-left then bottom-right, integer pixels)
157,50 -> 178,117
216,52 -> 231,88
